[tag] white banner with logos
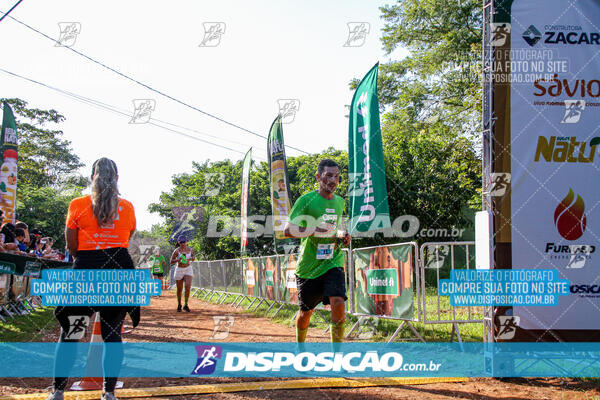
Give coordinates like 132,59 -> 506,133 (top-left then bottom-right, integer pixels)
510,0 -> 600,329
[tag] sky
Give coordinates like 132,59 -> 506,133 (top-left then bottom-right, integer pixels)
0,0 -> 405,230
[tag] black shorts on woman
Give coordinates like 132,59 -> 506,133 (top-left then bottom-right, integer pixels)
52,247 -> 139,392
53,247 -> 140,329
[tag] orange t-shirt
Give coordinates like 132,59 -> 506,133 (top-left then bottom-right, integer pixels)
66,195 -> 136,250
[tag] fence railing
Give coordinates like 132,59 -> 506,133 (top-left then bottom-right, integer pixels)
418,242 -> 480,343
0,253 -> 71,321
1,241 -> 480,342
190,241 -> 479,343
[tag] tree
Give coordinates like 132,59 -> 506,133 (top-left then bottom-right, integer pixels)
1,98 -> 87,248
358,0 -> 482,137
2,98 -> 86,188
16,185 -> 83,250
381,117 -> 480,240
148,149 -> 348,260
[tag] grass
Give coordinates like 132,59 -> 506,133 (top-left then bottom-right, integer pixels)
0,305 -> 58,342
192,288 -> 484,342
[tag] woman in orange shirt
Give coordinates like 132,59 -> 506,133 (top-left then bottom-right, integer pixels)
47,158 -> 137,400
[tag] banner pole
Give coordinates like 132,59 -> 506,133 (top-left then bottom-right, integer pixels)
348,236 -> 354,315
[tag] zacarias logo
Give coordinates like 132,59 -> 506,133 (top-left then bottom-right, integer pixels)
554,189 -> 587,240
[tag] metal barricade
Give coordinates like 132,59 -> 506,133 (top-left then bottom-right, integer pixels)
189,240 -> 483,343
195,261 -> 212,298
419,241 -> 481,342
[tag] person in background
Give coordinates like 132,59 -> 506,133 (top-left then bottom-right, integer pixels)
28,229 -> 42,253
32,240 -> 43,258
0,223 -> 19,252
42,237 -> 55,258
15,228 -> 27,252
64,245 -> 73,263
15,221 -> 29,246
149,247 -> 166,295
170,235 -> 195,312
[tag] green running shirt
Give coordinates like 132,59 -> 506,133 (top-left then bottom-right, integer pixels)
149,255 -> 165,274
288,191 -> 345,279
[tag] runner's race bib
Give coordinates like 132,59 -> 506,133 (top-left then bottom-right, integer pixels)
316,243 -> 334,260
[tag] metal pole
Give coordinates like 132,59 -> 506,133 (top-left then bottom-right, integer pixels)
348,237 -> 354,314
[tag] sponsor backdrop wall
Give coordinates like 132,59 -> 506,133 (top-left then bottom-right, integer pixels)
497,0 -> 600,336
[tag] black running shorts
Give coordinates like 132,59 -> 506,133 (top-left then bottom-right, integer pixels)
296,267 -> 347,311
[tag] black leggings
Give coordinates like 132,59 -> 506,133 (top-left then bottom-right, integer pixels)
53,247 -> 134,392
53,308 -> 126,392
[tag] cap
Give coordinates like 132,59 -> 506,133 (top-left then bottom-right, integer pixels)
177,235 -> 187,243
3,149 -> 17,160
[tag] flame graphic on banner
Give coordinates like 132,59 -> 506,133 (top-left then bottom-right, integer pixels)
554,189 -> 587,240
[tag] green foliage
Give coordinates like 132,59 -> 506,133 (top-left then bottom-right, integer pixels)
0,306 -> 58,341
149,149 -> 347,260
382,117 -> 480,239
1,98 -> 87,248
378,0 -> 482,137
2,98 -> 86,188
16,185 -> 84,250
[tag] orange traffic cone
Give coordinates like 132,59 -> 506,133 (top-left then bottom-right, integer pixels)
71,313 -> 124,391
162,276 -> 168,291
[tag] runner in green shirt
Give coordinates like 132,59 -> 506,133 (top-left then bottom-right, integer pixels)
149,247 -> 166,280
283,159 -> 350,346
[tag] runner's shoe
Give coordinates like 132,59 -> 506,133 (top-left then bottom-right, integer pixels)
45,390 -> 64,400
183,305 -> 190,312
101,392 -> 118,400
177,304 -> 182,312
